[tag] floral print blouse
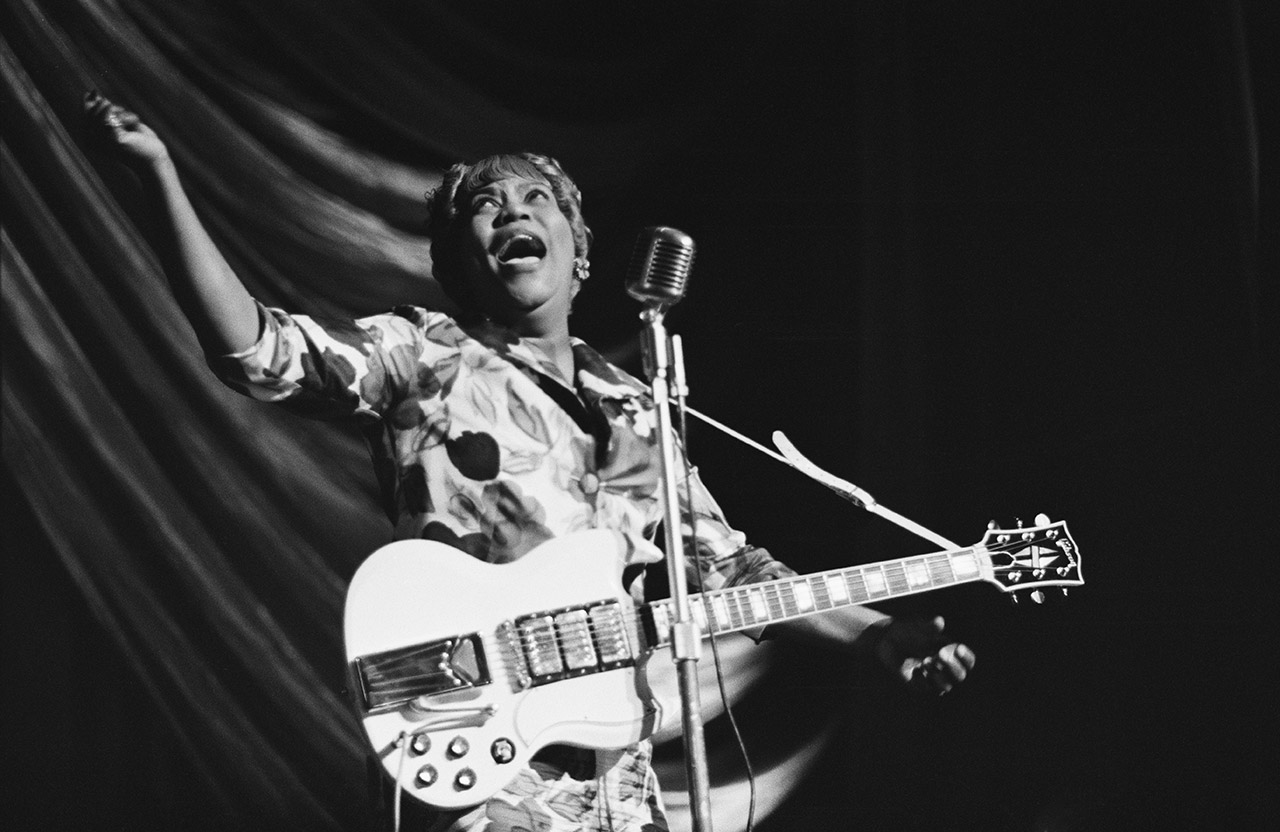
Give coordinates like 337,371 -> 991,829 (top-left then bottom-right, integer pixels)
213,303 -> 794,830
215,303 -> 792,589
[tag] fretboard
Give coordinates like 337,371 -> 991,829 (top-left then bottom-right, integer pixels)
646,546 -> 989,647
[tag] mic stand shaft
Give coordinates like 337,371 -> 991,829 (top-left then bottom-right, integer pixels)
639,307 -> 714,832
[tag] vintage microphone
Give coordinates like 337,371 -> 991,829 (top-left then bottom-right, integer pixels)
627,226 -> 695,381
626,227 -> 715,832
627,226 -> 695,306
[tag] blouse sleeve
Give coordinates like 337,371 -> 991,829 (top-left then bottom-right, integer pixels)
208,301 -> 435,421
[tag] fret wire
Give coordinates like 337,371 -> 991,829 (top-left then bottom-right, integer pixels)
737,588 -> 753,625
757,581 -> 778,619
767,582 -> 783,620
780,581 -> 796,617
764,583 -> 784,622
776,581 -> 795,620
884,561 -> 910,594
743,587 -> 760,626
927,554 -> 956,585
691,595 -> 714,636
809,575 -> 832,610
717,590 -> 734,630
742,587 -> 757,626
845,568 -> 870,602
809,576 -> 825,608
729,589 -> 748,629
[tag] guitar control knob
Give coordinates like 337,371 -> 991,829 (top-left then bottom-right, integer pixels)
491,738 -> 516,764
415,765 -> 438,787
455,768 -> 477,790
409,734 -> 431,756
447,736 -> 470,758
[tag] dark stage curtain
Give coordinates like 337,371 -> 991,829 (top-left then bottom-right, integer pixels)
4,1 -> 1276,831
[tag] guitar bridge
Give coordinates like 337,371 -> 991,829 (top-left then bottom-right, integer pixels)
353,634 -> 490,713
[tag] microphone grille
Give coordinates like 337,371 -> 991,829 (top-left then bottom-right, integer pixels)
626,226 -> 695,304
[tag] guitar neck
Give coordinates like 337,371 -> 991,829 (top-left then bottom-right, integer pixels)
645,546 -> 990,647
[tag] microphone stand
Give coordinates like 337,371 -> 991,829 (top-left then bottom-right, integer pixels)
638,305 -> 714,832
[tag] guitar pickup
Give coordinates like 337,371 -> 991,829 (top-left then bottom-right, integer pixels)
353,634 -> 490,713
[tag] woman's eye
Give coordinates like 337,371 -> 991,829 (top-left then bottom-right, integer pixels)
527,189 -> 551,204
472,197 -> 498,213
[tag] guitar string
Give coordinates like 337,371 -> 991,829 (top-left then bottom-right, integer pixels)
368,538 -> 1058,684
513,543 -> 1006,650
507,542 -> 1035,655
375,545 -> 1034,676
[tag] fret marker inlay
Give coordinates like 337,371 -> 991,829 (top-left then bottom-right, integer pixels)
865,570 -> 887,594
793,582 -> 814,610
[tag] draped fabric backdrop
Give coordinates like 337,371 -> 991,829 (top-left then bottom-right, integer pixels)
4,1 -> 1276,831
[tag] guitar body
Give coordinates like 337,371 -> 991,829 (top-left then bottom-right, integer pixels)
344,530 -> 664,809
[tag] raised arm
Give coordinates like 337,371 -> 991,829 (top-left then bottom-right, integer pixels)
83,91 -> 260,354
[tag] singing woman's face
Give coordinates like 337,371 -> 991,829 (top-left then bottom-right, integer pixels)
457,176 -> 578,333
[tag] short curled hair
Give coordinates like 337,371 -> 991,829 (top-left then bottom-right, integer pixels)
425,152 -> 593,319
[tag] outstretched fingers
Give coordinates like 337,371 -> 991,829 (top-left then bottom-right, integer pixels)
81,91 -> 167,166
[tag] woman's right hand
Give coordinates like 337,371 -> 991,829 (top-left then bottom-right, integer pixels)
80,92 -> 261,354
83,91 -> 170,169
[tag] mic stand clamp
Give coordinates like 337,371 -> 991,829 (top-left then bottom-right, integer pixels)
638,306 -> 715,832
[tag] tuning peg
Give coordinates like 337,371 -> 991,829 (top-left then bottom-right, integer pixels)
1061,588 -> 1070,597
1035,513 -> 1051,526
1031,590 -> 1045,604
988,520 -> 1000,530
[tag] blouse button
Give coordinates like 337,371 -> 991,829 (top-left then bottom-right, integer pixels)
580,472 -> 601,495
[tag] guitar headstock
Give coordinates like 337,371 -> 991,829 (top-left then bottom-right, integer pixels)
979,514 -> 1083,602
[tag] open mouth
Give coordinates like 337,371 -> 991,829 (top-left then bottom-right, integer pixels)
495,233 -> 547,263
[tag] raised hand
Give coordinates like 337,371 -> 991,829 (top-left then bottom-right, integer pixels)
83,90 -> 169,168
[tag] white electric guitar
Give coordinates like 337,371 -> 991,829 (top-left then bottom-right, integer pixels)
344,517 -> 1081,809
